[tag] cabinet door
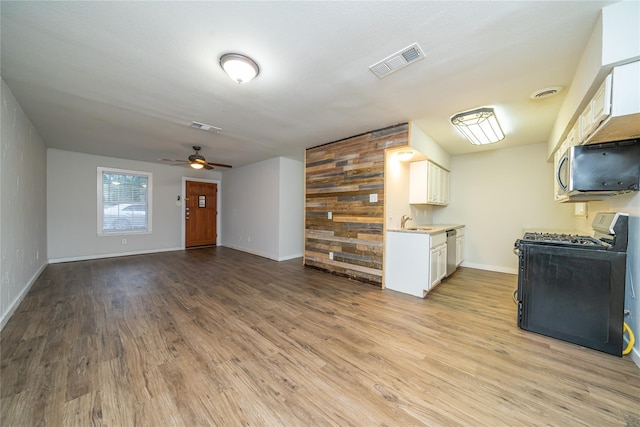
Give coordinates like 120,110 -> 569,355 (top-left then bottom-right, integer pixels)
427,163 -> 439,203
440,170 -> 450,205
411,161 -> 450,206
455,236 -> 464,266
579,101 -> 593,142
429,247 -> 439,289
591,73 -> 612,132
409,161 -> 428,204
579,73 -> 613,142
438,245 -> 447,281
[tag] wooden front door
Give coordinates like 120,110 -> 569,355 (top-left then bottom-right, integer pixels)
185,181 -> 217,247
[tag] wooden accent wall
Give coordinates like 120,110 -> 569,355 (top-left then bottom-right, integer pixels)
304,123 -> 409,285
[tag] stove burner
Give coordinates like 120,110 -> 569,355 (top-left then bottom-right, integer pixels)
522,232 -> 604,246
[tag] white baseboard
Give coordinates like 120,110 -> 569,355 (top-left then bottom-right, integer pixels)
0,261 -> 48,332
460,261 -> 518,275
221,244 -> 302,262
277,252 -> 304,262
624,337 -> 640,369
222,244 -> 277,261
48,247 -> 183,264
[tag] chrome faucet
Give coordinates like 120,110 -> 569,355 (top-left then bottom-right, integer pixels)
401,215 -> 413,229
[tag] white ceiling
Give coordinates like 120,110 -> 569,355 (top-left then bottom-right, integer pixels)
1,1 -> 615,168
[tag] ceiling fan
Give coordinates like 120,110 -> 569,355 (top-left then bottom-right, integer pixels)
160,146 -> 232,170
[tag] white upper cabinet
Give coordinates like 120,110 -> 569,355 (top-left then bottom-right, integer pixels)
409,160 -> 449,206
579,73 -> 612,143
584,61 -> 640,145
409,160 -> 429,204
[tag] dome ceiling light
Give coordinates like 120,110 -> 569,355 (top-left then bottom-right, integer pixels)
220,53 -> 260,84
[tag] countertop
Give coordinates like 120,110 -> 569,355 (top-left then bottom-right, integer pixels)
387,224 -> 464,235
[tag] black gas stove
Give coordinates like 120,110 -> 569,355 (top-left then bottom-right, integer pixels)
515,212 -> 629,356
515,212 -> 628,252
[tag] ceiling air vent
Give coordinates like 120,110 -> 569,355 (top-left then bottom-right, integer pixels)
529,86 -> 563,100
190,121 -> 222,133
369,43 -> 425,79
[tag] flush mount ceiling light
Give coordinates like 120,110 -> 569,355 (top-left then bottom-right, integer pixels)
395,150 -> 415,161
219,53 -> 259,84
451,107 -> 505,145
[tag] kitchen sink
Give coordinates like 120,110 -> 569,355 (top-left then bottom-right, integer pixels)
404,226 -> 433,231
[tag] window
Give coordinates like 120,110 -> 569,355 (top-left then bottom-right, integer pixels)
97,167 -> 152,235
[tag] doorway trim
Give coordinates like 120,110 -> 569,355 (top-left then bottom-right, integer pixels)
181,177 -> 222,249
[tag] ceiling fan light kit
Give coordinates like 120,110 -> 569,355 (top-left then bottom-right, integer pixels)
220,53 -> 260,84
160,146 -> 232,170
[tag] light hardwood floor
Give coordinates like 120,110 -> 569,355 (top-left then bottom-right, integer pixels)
2,247 -> 639,426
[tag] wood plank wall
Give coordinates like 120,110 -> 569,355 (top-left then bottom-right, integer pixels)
304,123 -> 409,285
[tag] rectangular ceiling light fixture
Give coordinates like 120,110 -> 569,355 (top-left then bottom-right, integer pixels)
450,107 -> 505,145
369,43 -> 425,78
190,121 -> 222,133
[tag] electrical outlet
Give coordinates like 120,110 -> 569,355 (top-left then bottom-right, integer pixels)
121,238 -> 127,245
328,211 -> 332,220
329,252 -> 334,260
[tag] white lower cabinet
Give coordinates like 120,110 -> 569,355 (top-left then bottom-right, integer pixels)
385,231 -> 447,298
428,246 -> 439,290
455,227 -> 465,266
429,243 -> 447,289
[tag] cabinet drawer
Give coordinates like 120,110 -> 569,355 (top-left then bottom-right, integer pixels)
430,232 -> 446,247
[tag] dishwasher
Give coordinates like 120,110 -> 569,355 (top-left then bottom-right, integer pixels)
446,229 -> 457,277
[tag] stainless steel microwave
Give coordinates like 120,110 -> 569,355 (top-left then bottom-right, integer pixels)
556,139 -> 640,201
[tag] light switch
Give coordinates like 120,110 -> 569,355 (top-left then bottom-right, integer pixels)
328,211 -> 332,220
369,194 -> 378,203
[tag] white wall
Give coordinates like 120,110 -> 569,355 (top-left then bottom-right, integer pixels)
47,149 -> 221,261
409,122 -> 451,170
433,142 -> 575,273
385,154 -> 411,229
222,156 -> 303,261
278,157 -> 304,260
1,80 -> 48,330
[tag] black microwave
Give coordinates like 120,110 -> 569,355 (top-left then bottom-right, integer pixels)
556,139 -> 640,201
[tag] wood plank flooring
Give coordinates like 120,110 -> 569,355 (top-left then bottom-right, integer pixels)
2,247 -> 639,426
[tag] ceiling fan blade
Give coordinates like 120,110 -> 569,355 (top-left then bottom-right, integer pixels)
206,161 -> 233,168
203,164 -> 214,170
160,158 -> 189,164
